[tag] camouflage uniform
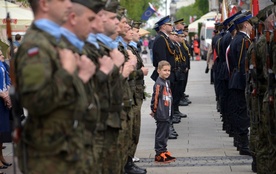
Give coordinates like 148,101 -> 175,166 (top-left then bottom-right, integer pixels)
15,24 -> 88,174
247,32 -> 270,173
128,44 -> 145,157
83,40 -> 123,174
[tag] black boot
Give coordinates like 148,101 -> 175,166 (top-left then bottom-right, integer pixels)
125,156 -> 146,174
251,155 -> 257,173
239,135 -> 251,156
174,106 -> 187,118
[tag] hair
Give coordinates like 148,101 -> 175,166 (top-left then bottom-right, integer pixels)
15,34 -> 21,41
28,0 -> 40,14
236,23 -> 244,31
72,3 -> 85,16
158,60 -> 170,70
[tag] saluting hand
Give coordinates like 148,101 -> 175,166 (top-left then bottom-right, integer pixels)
77,55 -> 96,83
99,55 -> 114,75
121,60 -> 135,78
127,50 -> 137,67
59,49 -> 77,75
110,49 -> 125,67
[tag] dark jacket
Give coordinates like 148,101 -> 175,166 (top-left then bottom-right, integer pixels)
228,32 -> 251,90
151,77 -> 172,122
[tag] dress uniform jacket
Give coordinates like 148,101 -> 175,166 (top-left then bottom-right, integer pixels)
228,32 -> 251,90
151,31 -> 175,82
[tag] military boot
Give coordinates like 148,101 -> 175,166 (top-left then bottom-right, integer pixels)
239,135 -> 251,156
251,155 -> 257,173
125,156 -> 146,174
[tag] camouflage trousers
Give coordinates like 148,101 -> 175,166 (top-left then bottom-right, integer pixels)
18,153 -> 86,174
101,126 -> 120,174
118,107 -> 133,173
130,98 -> 143,157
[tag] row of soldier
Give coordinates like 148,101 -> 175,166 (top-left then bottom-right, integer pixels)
210,1 -> 276,173
12,0 -> 150,174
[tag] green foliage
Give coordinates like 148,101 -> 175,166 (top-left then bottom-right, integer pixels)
176,0 -> 209,24
119,0 -> 162,21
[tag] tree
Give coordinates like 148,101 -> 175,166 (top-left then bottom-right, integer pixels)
175,0 -> 209,24
119,0 -> 163,21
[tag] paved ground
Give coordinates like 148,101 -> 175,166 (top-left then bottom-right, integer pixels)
1,58 -> 254,174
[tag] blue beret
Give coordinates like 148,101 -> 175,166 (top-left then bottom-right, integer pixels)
223,11 -> 242,26
156,15 -> 171,27
234,13 -> 252,25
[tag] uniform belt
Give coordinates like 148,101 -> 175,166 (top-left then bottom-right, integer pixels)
109,105 -> 123,112
135,80 -> 144,85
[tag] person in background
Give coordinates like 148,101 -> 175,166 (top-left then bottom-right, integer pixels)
0,49 -> 12,172
141,46 -> 148,63
13,34 -> 21,47
193,34 -> 200,60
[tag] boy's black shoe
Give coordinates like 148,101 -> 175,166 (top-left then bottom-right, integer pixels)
164,151 -> 176,161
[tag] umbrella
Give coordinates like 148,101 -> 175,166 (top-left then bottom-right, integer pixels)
139,28 -> 150,37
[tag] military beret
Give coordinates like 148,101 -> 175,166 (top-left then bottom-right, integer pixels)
156,15 -> 172,28
71,0 -> 105,13
248,16 -> 259,25
132,21 -> 142,29
104,0 -> 120,13
256,5 -> 274,21
174,18 -> 184,25
223,11 -> 242,26
176,29 -> 184,36
117,6 -> 127,20
234,11 -> 252,25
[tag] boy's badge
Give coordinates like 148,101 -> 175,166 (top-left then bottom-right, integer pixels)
28,47 -> 39,57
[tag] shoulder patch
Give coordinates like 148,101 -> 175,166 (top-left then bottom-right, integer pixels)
28,47 -> 39,57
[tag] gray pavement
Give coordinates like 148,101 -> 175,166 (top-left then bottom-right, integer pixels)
1,58 -> 254,174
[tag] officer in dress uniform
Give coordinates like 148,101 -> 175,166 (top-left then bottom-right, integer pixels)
217,11 -> 241,136
227,11 -> 253,156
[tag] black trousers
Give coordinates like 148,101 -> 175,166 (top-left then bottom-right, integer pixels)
155,121 -> 170,155
231,89 -> 250,136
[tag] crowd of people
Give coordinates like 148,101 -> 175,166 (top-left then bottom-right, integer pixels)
2,0 -> 152,173
206,1 -> 276,173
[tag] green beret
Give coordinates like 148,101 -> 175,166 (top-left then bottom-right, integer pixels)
71,0 -> 105,13
248,16 -> 259,25
104,0 -> 120,13
132,21 -> 142,29
256,5 -> 274,21
117,6 -> 127,20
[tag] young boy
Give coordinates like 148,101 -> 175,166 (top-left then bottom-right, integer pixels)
150,60 -> 176,163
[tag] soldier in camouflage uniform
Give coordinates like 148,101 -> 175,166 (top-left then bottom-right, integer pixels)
245,14 -> 269,173
14,0 -> 93,173
128,21 -> 149,164
262,2 -> 276,172
83,1 -> 126,173
60,1 -> 113,173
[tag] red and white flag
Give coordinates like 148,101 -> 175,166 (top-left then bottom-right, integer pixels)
238,0 -> 244,6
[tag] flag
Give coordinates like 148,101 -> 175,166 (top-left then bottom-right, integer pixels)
141,3 -> 156,21
220,0 -> 228,22
252,0 -> 259,16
